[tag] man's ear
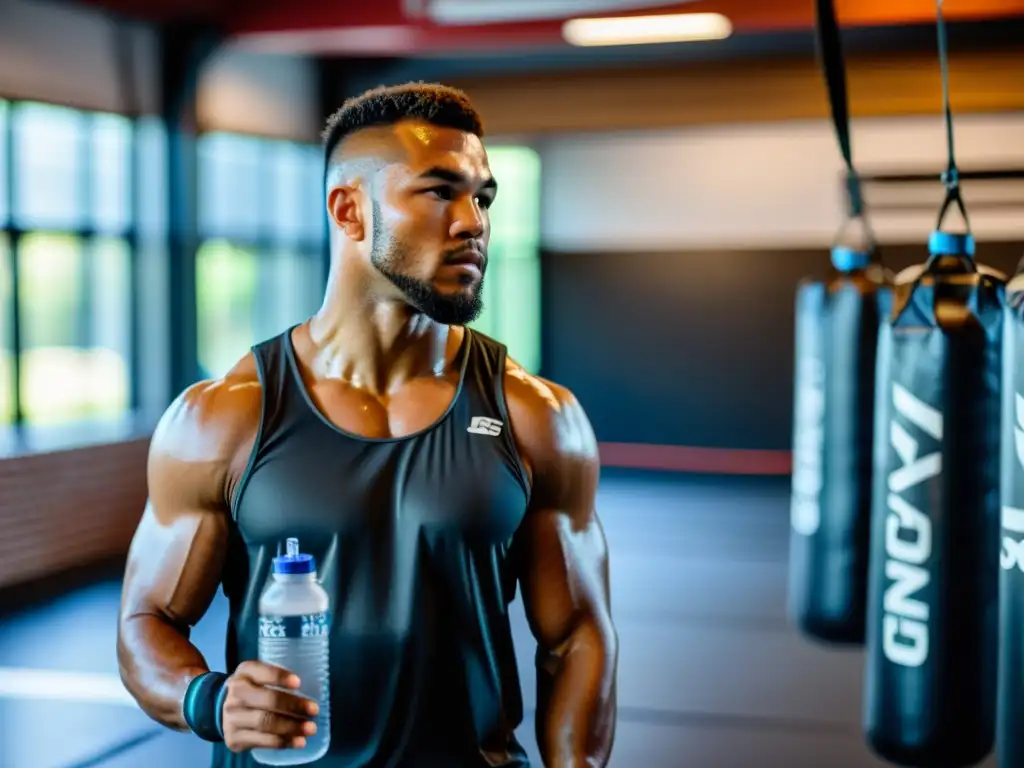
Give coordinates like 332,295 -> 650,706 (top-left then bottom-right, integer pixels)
327,184 -> 366,242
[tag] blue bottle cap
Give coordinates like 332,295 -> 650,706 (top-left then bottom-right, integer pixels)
831,246 -> 871,272
273,537 -> 315,575
928,230 -> 975,257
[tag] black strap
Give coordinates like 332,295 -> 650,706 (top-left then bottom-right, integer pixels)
815,0 -> 876,255
933,0 -> 971,235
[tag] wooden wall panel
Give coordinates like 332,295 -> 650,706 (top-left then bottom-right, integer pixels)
0,439 -> 148,591
452,50 -> 1024,135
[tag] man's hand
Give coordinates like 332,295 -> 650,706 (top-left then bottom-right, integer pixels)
221,661 -> 320,753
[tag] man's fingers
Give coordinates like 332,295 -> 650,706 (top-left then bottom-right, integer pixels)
232,683 -> 319,719
222,662 -> 320,754
228,729 -> 307,752
235,708 -> 317,739
234,660 -> 301,690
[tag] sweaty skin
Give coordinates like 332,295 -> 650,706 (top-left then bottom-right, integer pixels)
117,116 -> 617,766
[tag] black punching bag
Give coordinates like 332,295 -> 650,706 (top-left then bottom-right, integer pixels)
788,0 -> 888,646
788,247 -> 889,645
997,260 -> 1024,768
863,232 -> 1004,768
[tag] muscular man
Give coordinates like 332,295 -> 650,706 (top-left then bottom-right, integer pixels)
117,82 -> 617,767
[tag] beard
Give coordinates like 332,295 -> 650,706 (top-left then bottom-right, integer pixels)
369,199 -> 484,326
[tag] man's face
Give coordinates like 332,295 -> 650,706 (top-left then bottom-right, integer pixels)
367,121 -> 496,326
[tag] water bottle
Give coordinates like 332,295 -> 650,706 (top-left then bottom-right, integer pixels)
252,538 -> 331,765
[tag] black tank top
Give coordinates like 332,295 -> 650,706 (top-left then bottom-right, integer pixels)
213,326 -> 533,768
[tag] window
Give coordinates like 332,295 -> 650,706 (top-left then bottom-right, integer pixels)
196,132 -> 326,379
473,145 -> 542,373
1,98 -> 139,442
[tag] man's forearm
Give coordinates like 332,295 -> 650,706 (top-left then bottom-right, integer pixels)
117,613 -> 212,730
536,619 -> 618,768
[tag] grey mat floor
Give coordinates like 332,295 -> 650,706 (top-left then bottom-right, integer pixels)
0,471 -> 990,768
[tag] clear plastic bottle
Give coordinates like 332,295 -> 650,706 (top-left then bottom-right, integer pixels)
252,538 -> 331,766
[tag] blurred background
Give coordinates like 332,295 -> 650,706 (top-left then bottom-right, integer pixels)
1,0 -> 1023,766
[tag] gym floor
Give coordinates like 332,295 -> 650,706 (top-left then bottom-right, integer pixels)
0,471 -> 986,768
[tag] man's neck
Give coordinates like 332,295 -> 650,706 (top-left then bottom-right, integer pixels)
305,265 -> 458,396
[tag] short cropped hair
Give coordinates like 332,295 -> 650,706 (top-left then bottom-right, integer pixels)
321,82 -> 484,169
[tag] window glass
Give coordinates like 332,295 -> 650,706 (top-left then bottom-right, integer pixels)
271,142 -> 313,243
255,249 -> 322,340
198,132 -> 265,240
487,146 -> 541,244
487,244 -> 541,375
17,232 -> 130,424
302,145 -> 327,244
197,240 -> 324,380
196,239 -> 258,379
0,100 -> 8,226
0,233 -> 12,425
90,113 -> 132,234
472,146 -> 542,372
12,102 -> 84,230
137,116 -> 167,238
91,237 -> 133,382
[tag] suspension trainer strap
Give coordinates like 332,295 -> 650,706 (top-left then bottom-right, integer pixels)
933,0 -> 971,235
815,0 -> 876,257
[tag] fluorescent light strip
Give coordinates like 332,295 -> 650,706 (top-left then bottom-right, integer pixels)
562,13 -> 733,47
426,0 -> 695,26
0,667 -> 137,706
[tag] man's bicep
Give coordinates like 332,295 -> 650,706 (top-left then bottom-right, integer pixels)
121,384 -> 241,630
121,497 -> 228,630
516,500 -> 612,652
512,385 -> 612,650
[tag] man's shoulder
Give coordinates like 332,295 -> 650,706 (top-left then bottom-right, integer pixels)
503,358 -> 571,418
502,358 -> 596,467
150,352 -> 263,465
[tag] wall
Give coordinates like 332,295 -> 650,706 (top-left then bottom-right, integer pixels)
450,48 -> 1024,136
543,242 -> 1024,454
0,0 -> 159,114
196,44 -> 321,140
537,112 -> 1024,462
540,113 -> 1024,251
0,0 -> 322,141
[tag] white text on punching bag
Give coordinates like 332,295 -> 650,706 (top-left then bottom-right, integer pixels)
791,356 -> 824,536
882,383 -> 942,668
1000,393 -> 1024,571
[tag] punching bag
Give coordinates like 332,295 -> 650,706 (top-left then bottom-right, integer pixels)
863,232 -> 1004,768
997,261 -> 1024,768
789,249 -> 889,644
787,0 -> 888,646
863,6 -> 1004,763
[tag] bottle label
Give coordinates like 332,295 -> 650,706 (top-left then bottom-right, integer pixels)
259,611 -> 330,639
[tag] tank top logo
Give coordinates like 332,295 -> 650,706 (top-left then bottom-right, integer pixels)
259,611 -> 330,639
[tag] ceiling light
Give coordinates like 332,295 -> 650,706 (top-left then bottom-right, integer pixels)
425,0 -> 695,26
562,13 -> 733,47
